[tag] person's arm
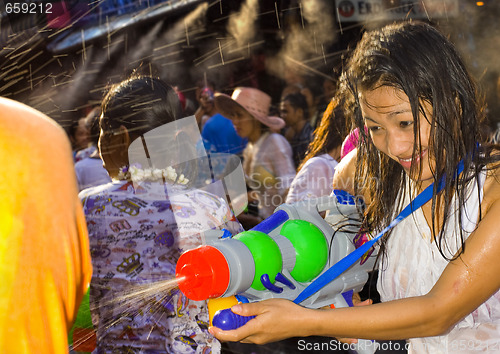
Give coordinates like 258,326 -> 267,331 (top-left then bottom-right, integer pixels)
308,178 -> 500,340
75,163 -> 84,192
210,161 -> 500,344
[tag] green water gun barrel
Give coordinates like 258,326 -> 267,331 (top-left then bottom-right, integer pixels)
234,230 -> 283,291
280,219 -> 328,282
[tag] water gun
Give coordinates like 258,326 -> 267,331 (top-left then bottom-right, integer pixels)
175,190 -> 377,353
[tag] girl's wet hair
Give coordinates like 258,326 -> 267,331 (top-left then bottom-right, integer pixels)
342,21 -> 499,261
99,75 -> 199,185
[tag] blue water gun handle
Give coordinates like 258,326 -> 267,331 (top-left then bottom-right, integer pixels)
212,309 -> 256,330
212,304 -> 375,354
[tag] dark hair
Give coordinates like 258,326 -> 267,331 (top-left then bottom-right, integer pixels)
100,75 -> 199,184
100,75 -> 182,142
342,21 -> 499,261
68,119 -> 81,139
282,92 -> 309,121
298,97 -> 346,171
86,107 -> 101,146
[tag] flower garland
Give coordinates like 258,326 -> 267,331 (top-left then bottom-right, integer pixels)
117,164 -> 189,185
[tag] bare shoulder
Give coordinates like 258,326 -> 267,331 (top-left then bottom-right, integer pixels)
333,148 -> 358,195
482,163 -> 500,214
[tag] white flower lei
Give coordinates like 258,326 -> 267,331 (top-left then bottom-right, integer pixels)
117,164 -> 189,185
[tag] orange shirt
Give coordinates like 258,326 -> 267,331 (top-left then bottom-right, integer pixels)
0,97 -> 92,354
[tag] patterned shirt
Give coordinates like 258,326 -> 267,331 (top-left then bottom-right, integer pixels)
80,180 -> 243,353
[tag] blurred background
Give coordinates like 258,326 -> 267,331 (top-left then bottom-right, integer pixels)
0,0 -> 499,132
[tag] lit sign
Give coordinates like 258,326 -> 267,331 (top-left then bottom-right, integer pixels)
335,0 -> 459,22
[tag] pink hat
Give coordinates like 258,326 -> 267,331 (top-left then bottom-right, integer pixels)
214,87 -> 285,131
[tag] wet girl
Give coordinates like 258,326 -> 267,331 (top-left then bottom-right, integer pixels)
210,22 -> 500,353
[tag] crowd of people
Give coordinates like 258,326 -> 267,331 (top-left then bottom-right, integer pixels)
3,19 -> 500,354
68,71 -> 343,231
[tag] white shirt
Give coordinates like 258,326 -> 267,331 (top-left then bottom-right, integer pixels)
378,171 -> 500,353
286,153 -> 338,204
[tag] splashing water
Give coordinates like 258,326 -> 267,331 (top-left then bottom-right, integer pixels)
110,276 -> 185,305
70,276 -> 186,351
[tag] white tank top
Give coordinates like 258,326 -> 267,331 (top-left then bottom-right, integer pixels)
377,171 -> 500,353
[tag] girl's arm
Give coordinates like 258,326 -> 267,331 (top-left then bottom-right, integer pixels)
210,158 -> 500,344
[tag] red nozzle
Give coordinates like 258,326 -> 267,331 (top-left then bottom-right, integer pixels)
175,245 -> 230,301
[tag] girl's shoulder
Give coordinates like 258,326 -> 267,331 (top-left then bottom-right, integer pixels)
78,180 -> 118,199
482,163 -> 500,214
332,148 -> 357,196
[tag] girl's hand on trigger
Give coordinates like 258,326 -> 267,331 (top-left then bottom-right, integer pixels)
209,298 -> 309,344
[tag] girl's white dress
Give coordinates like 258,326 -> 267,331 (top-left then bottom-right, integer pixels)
378,172 -> 500,353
